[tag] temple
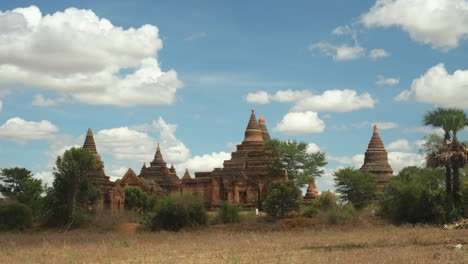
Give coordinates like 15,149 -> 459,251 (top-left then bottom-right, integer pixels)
82,128 -> 125,212
359,125 -> 393,186
82,109 -> 320,211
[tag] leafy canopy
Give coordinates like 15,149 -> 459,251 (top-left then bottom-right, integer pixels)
0,167 -> 43,206
333,168 -> 377,210
263,180 -> 302,218
264,139 -> 327,187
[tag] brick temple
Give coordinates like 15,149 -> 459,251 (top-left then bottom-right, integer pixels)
359,125 -> 393,185
82,109 -> 321,211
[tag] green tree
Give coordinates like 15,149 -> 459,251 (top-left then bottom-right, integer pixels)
123,185 -> 148,211
0,167 -> 43,207
263,180 -> 302,217
423,107 -> 467,203
333,168 -> 377,210
264,139 -> 327,187
47,147 -> 100,226
380,166 -> 449,224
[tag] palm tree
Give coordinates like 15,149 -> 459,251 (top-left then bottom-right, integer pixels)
424,107 -> 468,208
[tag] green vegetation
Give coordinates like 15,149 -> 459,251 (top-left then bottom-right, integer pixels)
333,168 -> 377,210
0,167 -> 43,209
0,202 -> 32,230
379,166 -> 450,224
123,185 -> 148,211
264,139 -> 327,187
147,193 -> 207,231
218,201 -> 240,223
42,147 -> 102,226
263,180 -> 302,218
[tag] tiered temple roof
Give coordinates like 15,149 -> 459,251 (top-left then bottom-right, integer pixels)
304,181 -> 319,201
258,116 -> 271,141
360,125 -> 393,185
139,143 -> 180,194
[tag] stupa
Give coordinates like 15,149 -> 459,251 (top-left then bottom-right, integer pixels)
360,125 -> 393,185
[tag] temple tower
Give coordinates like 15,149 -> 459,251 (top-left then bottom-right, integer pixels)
360,125 -> 393,186
303,181 -> 319,202
258,116 -> 271,141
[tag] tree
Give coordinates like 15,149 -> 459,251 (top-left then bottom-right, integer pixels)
333,168 -> 377,210
264,139 -> 327,188
263,180 -> 302,217
0,167 -> 43,206
123,185 -> 148,211
423,107 -> 467,201
380,166 -> 449,224
423,107 -> 468,210
48,147 -> 99,226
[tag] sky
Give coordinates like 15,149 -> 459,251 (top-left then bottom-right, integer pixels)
0,0 -> 467,191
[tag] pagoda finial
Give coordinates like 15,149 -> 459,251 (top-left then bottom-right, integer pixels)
83,128 -> 97,154
373,125 -> 378,134
182,168 -> 191,180
243,109 -> 263,142
151,142 -> 166,166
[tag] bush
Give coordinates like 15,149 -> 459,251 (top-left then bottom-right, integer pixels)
147,193 -> 207,231
380,166 -> 449,224
301,204 -> 318,218
0,202 -> 32,230
263,180 -> 302,218
70,209 -> 93,228
123,186 -> 148,211
316,191 -> 337,210
333,168 -> 377,210
218,201 -> 240,223
317,204 -> 358,225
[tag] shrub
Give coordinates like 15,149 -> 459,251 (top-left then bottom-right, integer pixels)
333,168 -> 377,210
148,193 -> 207,231
301,204 -> 318,218
263,180 -> 301,218
379,166 -> 449,224
123,185 -> 148,211
218,201 -> 240,223
316,191 -> 337,210
70,209 -> 93,228
0,202 -> 32,230
317,204 -> 358,225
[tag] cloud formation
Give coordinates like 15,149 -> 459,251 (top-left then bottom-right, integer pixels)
369,48 -> 390,59
292,89 -> 375,112
361,0 -> 468,50
309,41 -> 365,61
274,111 -> 325,135
0,6 -> 182,106
0,117 -> 59,144
376,75 -> 399,86
396,63 -> 468,108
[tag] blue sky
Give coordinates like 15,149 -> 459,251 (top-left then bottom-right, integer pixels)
0,0 -> 467,191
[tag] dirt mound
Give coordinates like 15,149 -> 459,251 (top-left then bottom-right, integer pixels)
117,223 -> 140,233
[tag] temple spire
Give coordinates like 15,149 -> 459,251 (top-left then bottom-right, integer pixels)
360,125 -> 393,186
243,108 -> 264,142
83,128 -> 97,154
182,168 -> 191,180
258,116 -> 271,141
151,143 -> 166,166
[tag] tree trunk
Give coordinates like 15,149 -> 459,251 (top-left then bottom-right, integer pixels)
445,165 -> 452,195
452,167 -> 461,208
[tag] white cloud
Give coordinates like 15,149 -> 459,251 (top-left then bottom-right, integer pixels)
292,89 -> 376,112
387,139 -> 411,152
0,100 -> 2,112
328,154 -> 365,168
388,152 -> 425,173
177,152 -> 231,174
369,48 -> 390,59
403,126 -> 444,134
332,25 -> 353,36
33,171 -> 54,187
32,94 -> 57,107
306,143 -> 321,154
0,5 -> 182,106
0,117 -> 59,144
361,0 -> 468,50
245,89 -> 312,104
245,91 -> 270,104
309,41 -> 365,61
396,63 -> 468,108
274,111 -> 325,135
352,121 -> 398,130
95,127 -> 156,163
376,75 -> 399,85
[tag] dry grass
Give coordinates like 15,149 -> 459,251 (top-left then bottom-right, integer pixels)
1,223 -> 467,264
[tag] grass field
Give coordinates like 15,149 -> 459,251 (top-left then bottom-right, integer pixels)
0,222 -> 467,264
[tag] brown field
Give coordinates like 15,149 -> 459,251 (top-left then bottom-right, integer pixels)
1,221 -> 467,264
